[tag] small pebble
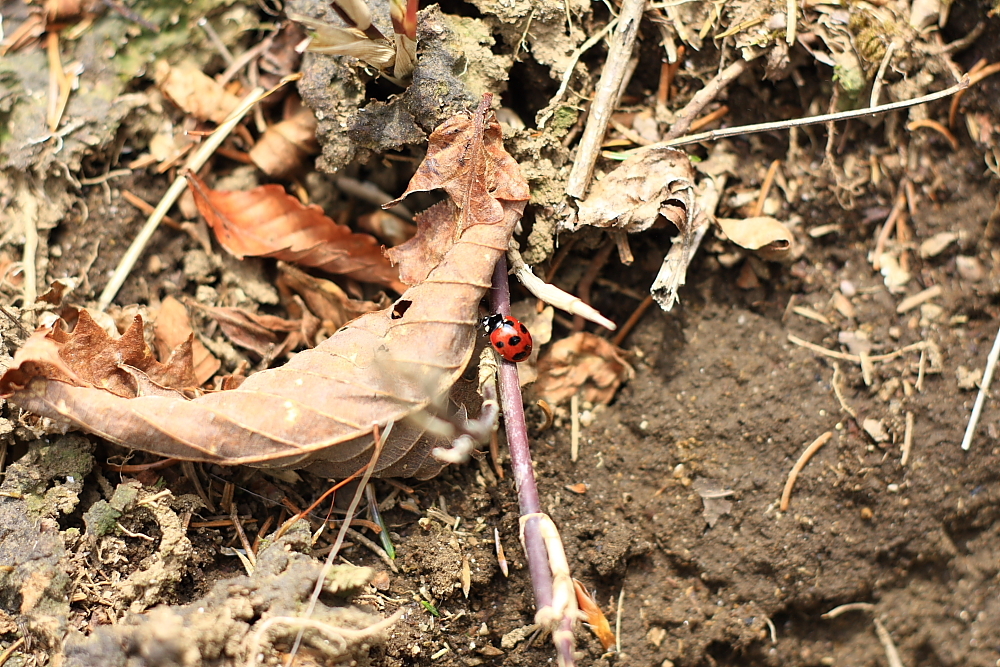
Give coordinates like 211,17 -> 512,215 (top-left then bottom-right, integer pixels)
887,483 -> 899,493
840,280 -> 857,297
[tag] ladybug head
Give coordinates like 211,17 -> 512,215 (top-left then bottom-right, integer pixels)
481,313 -> 504,334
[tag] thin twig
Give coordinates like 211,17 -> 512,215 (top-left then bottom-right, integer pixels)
662,59 -> 749,142
831,363 -> 857,420
901,411 -> 914,466
869,40 -> 898,108
0,637 -> 25,667
570,394 -> 580,462
871,181 -> 908,271
873,618 -> 904,667
617,78 -> 970,156
751,159 -> 780,218
780,432 -> 833,512
98,86 -> 268,310
961,321 -> 1000,451
612,294 -> 654,347
285,423 -> 391,667
565,0 -> 646,199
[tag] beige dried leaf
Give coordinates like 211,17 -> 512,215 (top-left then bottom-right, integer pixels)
716,216 -> 792,252
154,62 -> 241,124
564,148 -> 697,235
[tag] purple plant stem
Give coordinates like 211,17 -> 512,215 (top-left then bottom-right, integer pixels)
489,255 -> 576,667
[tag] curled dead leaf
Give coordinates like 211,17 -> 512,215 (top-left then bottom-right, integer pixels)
533,332 -> 634,406
565,148 -> 697,236
186,172 -> 405,292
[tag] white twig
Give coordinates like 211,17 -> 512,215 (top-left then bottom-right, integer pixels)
98,87 -> 268,310
617,77 -> 970,156
961,321 -> 1000,450
873,618 -> 904,667
570,394 -> 580,462
507,244 -> 617,330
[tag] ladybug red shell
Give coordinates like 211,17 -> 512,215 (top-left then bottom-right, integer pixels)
482,314 -> 533,363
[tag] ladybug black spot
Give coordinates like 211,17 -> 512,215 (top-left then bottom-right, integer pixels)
508,335 -> 521,346
519,323 -> 528,334
494,340 -> 505,348
512,349 -> 530,361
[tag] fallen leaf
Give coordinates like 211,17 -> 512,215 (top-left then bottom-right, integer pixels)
566,148 -> 698,235
357,210 -> 417,247
1,96 -> 528,480
572,580 -> 615,651
155,61 -> 241,124
276,262 -> 382,334
191,303 -> 300,359
2,310 -> 197,399
248,97 -> 320,179
533,332 -> 634,406
154,297 -> 220,386
187,172 -> 406,292
716,216 -> 793,252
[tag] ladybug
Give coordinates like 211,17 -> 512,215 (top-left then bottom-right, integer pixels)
482,314 -> 533,363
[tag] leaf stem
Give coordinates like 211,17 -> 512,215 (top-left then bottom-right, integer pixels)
489,255 -> 576,667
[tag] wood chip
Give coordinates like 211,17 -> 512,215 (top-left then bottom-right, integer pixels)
896,284 -> 943,314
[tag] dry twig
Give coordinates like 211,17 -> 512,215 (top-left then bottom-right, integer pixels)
98,86 -> 268,310
961,321 -> 1000,451
780,432 -> 833,512
565,0 -> 646,199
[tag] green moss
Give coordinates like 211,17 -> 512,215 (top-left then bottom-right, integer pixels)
83,499 -> 123,537
549,106 -> 579,138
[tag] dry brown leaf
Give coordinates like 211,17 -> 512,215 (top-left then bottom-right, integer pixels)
357,210 -> 417,246
154,61 -> 241,124
192,303 -> 301,359
716,216 -> 793,252
1,96 -> 528,480
248,98 -> 320,179
154,296 -> 220,386
276,262 -> 382,333
187,172 -> 406,292
533,332 -> 634,406
2,310 -> 197,399
567,148 -> 697,236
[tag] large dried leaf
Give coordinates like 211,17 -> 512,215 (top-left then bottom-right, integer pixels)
564,148 -> 697,235
1,98 -> 528,480
187,173 -> 405,293
532,332 -> 634,406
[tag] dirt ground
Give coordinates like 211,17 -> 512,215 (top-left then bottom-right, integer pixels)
2,0 -> 1000,666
